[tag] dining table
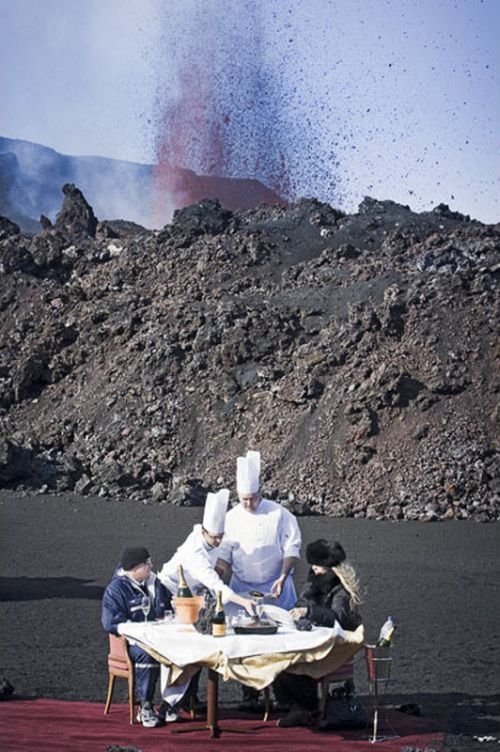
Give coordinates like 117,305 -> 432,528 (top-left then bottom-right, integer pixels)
118,617 -> 365,738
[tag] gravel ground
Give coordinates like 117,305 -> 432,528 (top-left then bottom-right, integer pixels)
0,490 -> 499,751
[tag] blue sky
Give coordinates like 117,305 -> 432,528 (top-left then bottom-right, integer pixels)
1,0 -> 498,222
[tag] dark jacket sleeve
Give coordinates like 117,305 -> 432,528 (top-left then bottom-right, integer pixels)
101,582 -> 129,635
307,587 -> 354,630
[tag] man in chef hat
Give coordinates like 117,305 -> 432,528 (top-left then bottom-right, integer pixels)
158,488 -> 255,612
201,490 -> 229,547
216,450 -> 302,711
158,488 -> 255,712
217,449 -> 301,608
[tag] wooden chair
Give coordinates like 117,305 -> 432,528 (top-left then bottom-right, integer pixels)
104,634 -> 136,724
318,657 -> 355,718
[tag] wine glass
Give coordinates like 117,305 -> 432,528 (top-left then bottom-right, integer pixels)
230,610 -> 245,631
140,595 -> 151,622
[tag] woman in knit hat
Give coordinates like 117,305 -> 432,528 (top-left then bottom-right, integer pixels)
274,539 -> 362,728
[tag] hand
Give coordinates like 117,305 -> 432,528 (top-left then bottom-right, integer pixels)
289,607 -> 307,620
270,574 -> 287,598
234,594 -> 257,616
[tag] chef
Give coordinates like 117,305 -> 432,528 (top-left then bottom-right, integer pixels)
217,450 -> 302,610
158,488 -> 254,615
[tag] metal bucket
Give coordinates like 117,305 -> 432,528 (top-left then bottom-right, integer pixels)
365,644 -> 392,684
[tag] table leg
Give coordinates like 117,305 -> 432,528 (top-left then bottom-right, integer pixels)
172,669 -> 255,737
207,669 -> 220,738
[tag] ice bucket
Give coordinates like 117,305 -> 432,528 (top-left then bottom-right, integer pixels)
172,595 -> 205,624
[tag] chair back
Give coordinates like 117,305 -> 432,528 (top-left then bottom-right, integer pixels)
108,634 -> 132,675
104,634 -> 135,723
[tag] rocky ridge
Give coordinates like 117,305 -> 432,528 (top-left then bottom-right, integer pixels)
0,185 -> 498,520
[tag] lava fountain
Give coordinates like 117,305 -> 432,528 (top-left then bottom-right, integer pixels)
151,1 -> 325,226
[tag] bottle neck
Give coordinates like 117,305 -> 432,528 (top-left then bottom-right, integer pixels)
178,564 -> 187,587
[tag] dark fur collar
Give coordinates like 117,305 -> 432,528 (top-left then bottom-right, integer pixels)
304,568 -> 340,596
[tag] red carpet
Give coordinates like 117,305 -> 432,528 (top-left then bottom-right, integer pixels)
0,699 -> 445,752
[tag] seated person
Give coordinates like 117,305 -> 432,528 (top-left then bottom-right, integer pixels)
274,539 -> 362,728
101,545 -> 178,728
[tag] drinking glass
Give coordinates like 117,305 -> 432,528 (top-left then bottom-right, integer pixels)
141,595 -> 151,621
254,597 -> 265,619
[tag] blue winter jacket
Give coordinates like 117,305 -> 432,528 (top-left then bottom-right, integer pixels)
101,569 -> 172,635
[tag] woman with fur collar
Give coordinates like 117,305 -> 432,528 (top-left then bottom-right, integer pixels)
290,538 -> 362,631
274,539 -> 362,728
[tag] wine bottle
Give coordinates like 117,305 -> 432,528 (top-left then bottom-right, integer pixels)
211,591 -> 226,637
377,616 -> 396,646
177,564 -> 193,598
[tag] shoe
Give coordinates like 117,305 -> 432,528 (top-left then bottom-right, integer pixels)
277,709 -> 314,728
137,705 -> 162,728
157,701 -> 179,723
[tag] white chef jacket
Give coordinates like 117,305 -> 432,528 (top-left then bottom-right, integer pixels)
158,524 -> 233,603
217,498 -> 302,610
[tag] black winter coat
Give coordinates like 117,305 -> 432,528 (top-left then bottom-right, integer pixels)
297,569 -> 362,632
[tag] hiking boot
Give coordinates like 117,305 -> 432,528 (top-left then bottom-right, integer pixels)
137,704 -> 162,728
157,701 -> 179,723
276,708 -> 314,728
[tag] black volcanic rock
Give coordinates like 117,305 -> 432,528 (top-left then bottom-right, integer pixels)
171,198 -> 234,236
0,216 -> 20,240
39,214 -> 53,230
0,188 -> 498,521
0,676 -> 14,701
55,183 -> 98,238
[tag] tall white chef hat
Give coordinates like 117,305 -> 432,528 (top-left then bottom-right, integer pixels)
236,450 -> 261,495
202,488 -> 229,534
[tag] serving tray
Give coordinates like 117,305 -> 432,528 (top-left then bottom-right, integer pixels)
233,618 -> 279,635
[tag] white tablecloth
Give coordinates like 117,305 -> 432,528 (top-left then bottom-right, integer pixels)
118,619 -> 365,690
118,621 -> 342,666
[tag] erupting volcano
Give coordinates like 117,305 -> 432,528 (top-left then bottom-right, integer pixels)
152,2 -> 337,225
